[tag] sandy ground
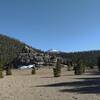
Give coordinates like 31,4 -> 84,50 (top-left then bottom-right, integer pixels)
0,67 -> 100,100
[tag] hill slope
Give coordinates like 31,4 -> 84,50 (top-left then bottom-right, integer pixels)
0,34 -> 42,67
0,34 -> 100,68
48,50 -> 100,67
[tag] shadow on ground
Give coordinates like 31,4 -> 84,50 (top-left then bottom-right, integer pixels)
60,77 -> 100,94
40,76 -> 53,78
36,76 -> 100,94
85,70 -> 100,75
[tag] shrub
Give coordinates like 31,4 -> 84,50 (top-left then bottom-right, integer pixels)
53,59 -> 61,77
0,63 -> 3,78
97,57 -> 100,71
6,65 -> 12,75
67,61 -> 73,71
31,67 -> 36,75
74,60 -> 85,75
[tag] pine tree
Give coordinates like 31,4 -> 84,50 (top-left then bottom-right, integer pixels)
97,57 -> 100,71
67,61 -> 73,71
53,59 -> 61,77
6,64 -> 12,75
0,63 -> 3,78
74,59 -> 84,75
31,66 -> 36,75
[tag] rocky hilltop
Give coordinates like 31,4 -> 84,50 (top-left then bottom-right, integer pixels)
0,34 -> 44,68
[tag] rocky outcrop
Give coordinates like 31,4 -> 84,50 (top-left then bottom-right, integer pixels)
11,46 -> 70,69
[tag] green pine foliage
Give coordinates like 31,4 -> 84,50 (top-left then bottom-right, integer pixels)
31,67 -> 36,75
6,65 -> 12,75
74,59 -> 85,75
0,34 -> 43,68
67,61 -> 73,71
97,57 -> 100,71
0,63 -> 3,78
53,59 -> 61,77
51,50 -> 100,68
0,34 -> 25,66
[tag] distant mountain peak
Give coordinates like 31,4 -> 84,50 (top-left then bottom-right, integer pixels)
47,49 -> 60,53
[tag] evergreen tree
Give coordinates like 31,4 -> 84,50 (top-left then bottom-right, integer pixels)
6,64 -> 12,75
67,61 -> 73,71
0,63 -> 3,78
97,57 -> 100,71
74,59 -> 85,75
53,59 -> 61,77
31,66 -> 36,75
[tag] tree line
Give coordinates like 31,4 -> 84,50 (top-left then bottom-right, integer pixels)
48,50 -> 100,68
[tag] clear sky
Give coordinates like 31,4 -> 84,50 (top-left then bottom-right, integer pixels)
0,0 -> 100,52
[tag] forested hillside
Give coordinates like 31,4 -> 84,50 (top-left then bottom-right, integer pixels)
51,50 -> 100,67
0,34 -> 42,67
0,34 -> 100,68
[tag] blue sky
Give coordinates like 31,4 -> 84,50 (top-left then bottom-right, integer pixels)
0,0 -> 100,52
